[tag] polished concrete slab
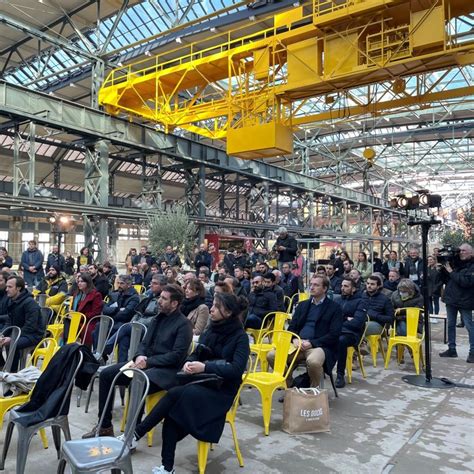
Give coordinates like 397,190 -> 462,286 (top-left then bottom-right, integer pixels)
0,322 -> 472,474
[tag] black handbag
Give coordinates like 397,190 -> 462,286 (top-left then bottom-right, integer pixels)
176,371 -> 224,390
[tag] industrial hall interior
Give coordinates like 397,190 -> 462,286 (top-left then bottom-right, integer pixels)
0,0 -> 473,473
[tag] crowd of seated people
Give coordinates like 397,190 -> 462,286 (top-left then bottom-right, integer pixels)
0,237 -> 472,474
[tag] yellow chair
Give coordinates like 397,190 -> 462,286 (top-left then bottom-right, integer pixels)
346,320 -> 369,384
287,291 -> 310,314
385,308 -> 425,374
196,366 -> 251,474
133,284 -> 146,295
366,326 -> 387,368
0,338 -> 58,449
246,311 -> 275,345
250,312 -> 289,371
244,330 -> 301,435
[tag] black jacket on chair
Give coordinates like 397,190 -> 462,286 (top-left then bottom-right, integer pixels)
15,343 -> 99,427
134,309 -> 193,390
288,297 -> 343,371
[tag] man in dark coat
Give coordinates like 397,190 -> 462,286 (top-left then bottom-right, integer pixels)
272,226 -> 298,268
0,275 -> 44,371
20,240 -> 44,288
245,274 -> 278,329
194,243 -> 212,272
160,245 -> 182,268
99,274 -> 140,351
326,263 -> 342,295
88,264 -> 111,298
438,243 -> 474,362
83,284 -> 193,438
402,247 -> 423,288
268,275 -> 343,387
45,245 -> 65,273
334,278 -> 368,388
280,262 -> 299,298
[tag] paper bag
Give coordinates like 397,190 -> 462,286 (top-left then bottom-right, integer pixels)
282,387 -> 330,434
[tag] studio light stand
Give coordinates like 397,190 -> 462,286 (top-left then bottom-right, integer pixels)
402,215 -> 455,389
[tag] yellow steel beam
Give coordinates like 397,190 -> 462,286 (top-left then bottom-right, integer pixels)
291,85 -> 474,126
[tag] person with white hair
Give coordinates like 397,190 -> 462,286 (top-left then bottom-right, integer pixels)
272,226 -> 297,269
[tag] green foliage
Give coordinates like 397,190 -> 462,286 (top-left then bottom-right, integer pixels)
147,206 -> 196,259
440,229 -> 468,248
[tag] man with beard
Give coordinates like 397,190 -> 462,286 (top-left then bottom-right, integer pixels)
326,263 -> 342,295
87,264 -> 111,299
334,278 -> 368,388
37,264 -> 68,312
245,275 -> 277,329
83,284 -> 192,438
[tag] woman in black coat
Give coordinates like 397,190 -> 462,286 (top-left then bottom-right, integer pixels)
131,292 -> 250,474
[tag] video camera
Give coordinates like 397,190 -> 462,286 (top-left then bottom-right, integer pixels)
437,246 -> 461,266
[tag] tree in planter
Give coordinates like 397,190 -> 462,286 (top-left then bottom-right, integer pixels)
147,206 -> 196,265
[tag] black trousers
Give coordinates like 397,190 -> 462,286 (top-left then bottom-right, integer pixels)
98,363 -> 162,428
336,333 -> 358,376
135,386 -> 189,471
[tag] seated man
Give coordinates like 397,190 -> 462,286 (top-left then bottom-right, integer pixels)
326,263 -> 342,295
88,264 -> 111,299
334,278 -> 368,388
268,275 -> 343,387
112,274 -> 167,363
99,275 -> 140,350
37,264 -> 68,313
361,275 -> 395,336
245,274 -> 277,329
280,262 -> 299,298
264,271 -> 285,312
383,269 -> 401,294
0,276 -> 44,371
83,284 -> 193,438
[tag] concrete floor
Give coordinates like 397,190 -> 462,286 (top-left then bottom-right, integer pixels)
1,320 -> 473,474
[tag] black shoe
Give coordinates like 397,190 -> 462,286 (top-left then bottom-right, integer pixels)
335,374 -> 345,388
278,395 -> 285,403
439,349 -> 458,358
467,353 -> 474,363
456,322 -> 465,328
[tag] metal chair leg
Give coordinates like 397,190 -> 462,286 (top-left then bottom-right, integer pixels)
0,421 -> 15,470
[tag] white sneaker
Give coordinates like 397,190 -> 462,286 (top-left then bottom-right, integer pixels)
116,433 -> 138,451
152,466 -> 175,474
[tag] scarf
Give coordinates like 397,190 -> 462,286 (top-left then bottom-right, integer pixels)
180,295 -> 205,317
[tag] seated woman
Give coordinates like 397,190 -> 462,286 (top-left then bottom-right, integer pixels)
182,279 -> 209,336
69,272 -> 103,346
391,278 -> 424,336
126,292 -> 250,474
130,266 -> 143,286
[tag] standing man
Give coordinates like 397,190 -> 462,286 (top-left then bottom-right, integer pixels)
403,247 -> 423,288
1,276 -> 44,371
45,245 -> 65,273
0,271 -> 10,331
20,240 -> 44,288
160,245 -> 181,269
272,226 -> 298,270
83,284 -> 193,437
439,243 -> 474,363
194,244 -> 212,273
268,275 -> 343,387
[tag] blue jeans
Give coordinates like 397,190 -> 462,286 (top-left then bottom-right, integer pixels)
396,321 -> 407,336
446,304 -> 474,354
102,323 -> 130,363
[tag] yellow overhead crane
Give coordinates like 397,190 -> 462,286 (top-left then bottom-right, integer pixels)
99,0 -> 474,159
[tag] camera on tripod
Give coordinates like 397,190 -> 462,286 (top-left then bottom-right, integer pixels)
437,246 -> 460,265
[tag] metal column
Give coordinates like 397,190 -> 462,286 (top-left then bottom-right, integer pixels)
13,122 -> 36,198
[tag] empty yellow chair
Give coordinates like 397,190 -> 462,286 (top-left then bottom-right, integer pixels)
385,308 -> 425,374
244,330 -> 301,435
346,320 -> 369,384
250,312 -> 289,371
246,311 -> 275,345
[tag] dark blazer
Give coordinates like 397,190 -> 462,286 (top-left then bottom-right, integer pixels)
248,288 -> 277,318
103,288 -> 140,323
273,235 -> 298,263
135,309 -> 193,389
288,297 -> 343,371
166,317 -> 249,443
7,289 -> 44,342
